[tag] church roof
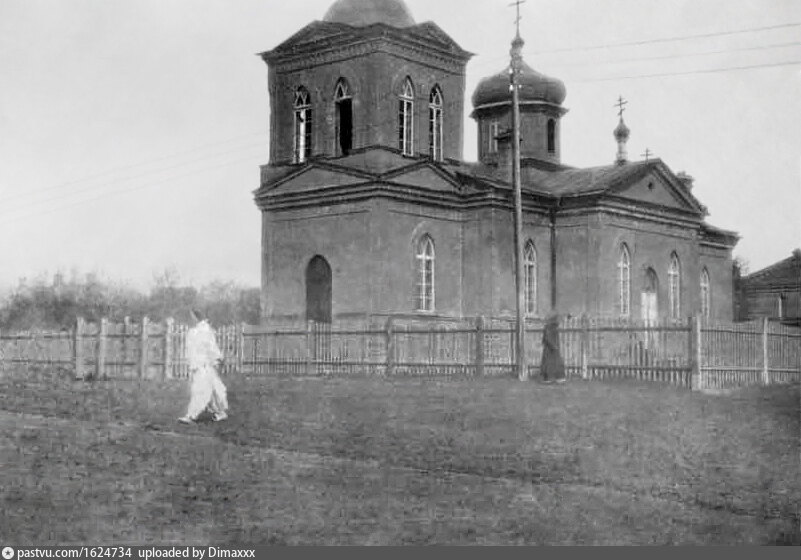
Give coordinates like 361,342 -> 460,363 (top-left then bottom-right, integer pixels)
323,0 -> 416,28
262,19 -> 471,63
473,60 -> 566,109
522,160 -> 655,196
258,144 -> 716,226
743,251 -> 801,291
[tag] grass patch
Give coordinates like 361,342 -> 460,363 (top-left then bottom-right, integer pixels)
1,367 -> 799,544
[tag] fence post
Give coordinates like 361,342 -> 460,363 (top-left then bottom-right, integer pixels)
475,316 -> 485,377
689,315 -> 702,390
74,317 -> 85,380
163,317 -> 174,380
306,320 -> 313,375
139,316 -> 149,380
580,314 -> 590,379
237,322 -> 245,375
123,316 -> 131,374
762,317 -> 770,385
96,318 -> 108,381
385,317 -> 395,377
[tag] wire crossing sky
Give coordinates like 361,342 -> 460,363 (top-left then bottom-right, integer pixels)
0,0 -> 799,291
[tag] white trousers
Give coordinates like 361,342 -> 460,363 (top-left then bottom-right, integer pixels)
185,365 -> 228,419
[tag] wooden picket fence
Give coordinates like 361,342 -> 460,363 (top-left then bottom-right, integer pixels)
699,318 -> 801,389
0,318 -> 243,380
1,316 -> 799,390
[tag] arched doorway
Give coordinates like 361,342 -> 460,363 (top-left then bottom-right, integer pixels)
641,268 -> 659,325
306,256 -> 332,324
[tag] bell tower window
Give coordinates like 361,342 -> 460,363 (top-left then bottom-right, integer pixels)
335,79 -> 353,156
429,87 -> 443,161
489,120 -> 500,154
399,78 -> 415,156
547,118 -> 556,154
293,87 -> 312,163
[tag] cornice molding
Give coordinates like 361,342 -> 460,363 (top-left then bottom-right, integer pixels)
267,34 -> 468,75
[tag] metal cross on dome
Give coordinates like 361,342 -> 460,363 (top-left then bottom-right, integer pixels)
615,95 -> 628,118
509,0 -> 527,35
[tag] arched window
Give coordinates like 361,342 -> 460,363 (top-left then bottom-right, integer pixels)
777,294 -> 786,320
429,87 -> 443,161
415,235 -> 435,312
700,268 -> 711,319
524,241 -> 537,315
335,79 -> 352,156
293,87 -> 312,163
668,253 -> 681,320
398,78 -> 414,156
547,118 -> 556,154
618,244 -> 631,317
489,120 -> 500,154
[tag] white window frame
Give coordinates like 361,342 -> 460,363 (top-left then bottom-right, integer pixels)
293,88 -> 312,164
668,253 -> 681,320
429,87 -> 443,161
415,235 -> 435,312
489,120 -> 500,154
618,244 -> 631,317
524,242 -> 537,316
700,268 -> 711,319
399,78 -> 415,156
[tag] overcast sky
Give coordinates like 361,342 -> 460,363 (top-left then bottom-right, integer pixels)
1,0 -> 799,291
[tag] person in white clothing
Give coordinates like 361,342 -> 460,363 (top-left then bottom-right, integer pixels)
178,309 -> 229,424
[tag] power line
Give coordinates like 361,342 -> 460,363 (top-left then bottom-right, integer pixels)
0,153 -> 262,225
466,23 -> 801,71
0,132 -> 265,206
572,59 -> 801,83
552,41 -> 801,68
530,21 -> 801,55
0,142 -> 265,212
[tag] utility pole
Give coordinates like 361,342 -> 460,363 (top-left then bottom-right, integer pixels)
510,0 -> 527,381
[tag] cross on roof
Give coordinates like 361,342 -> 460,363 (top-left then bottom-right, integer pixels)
641,148 -> 653,161
615,95 -> 628,118
509,0 -> 527,36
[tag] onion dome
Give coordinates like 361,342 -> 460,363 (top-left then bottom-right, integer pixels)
472,60 -> 566,109
323,0 -> 416,28
614,117 -> 630,142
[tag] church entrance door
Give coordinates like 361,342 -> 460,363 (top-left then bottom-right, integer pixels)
641,268 -> 659,325
640,268 -> 659,352
306,256 -> 332,324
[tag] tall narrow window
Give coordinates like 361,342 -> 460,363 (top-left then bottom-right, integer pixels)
700,268 -> 711,319
668,253 -> 681,320
429,87 -> 443,161
778,294 -> 786,320
524,241 -> 537,315
335,79 -> 352,156
293,87 -> 312,163
489,120 -> 500,153
416,235 -> 435,312
547,119 -> 556,154
398,78 -> 414,156
618,244 -> 631,317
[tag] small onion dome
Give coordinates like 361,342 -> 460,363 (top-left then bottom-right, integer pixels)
614,117 -> 630,141
472,60 -> 566,109
323,0 -> 416,28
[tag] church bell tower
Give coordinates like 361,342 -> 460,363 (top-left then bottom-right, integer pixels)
471,49 -> 567,166
260,0 -> 473,165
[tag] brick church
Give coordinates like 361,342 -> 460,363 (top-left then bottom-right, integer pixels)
254,0 -> 738,326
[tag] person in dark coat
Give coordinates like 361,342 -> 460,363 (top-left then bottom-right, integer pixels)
540,314 -> 566,383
